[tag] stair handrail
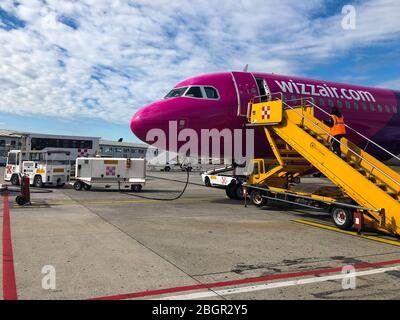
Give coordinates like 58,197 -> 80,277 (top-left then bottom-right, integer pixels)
279,99 -> 400,189
305,99 -> 400,162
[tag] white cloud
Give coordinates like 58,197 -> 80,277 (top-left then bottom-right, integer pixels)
0,0 -> 399,125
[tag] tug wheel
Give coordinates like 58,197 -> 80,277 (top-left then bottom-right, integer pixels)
33,175 -> 43,188
233,183 -> 244,200
332,207 -> 353,230
226,182 -> 236,199
11,174 -> 20,186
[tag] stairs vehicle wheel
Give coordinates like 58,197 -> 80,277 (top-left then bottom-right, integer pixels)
251,189 -> 267,207
331,207 -> 354,230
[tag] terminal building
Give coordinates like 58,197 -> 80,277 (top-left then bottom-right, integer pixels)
99,139 -> 147,158
0,129 -> 149,164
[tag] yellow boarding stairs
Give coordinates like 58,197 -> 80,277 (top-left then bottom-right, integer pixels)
246,98 -> 400,237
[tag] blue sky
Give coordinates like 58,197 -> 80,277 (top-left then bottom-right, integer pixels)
0,0 -> 399,143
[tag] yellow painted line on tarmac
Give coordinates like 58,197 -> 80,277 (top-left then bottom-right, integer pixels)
294,219 -> 400,248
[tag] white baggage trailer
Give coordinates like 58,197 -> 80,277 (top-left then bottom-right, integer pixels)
73,157 -> 146,192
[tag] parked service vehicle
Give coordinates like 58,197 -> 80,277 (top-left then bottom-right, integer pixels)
73,157 -> 146,191
4,150 -> 71,187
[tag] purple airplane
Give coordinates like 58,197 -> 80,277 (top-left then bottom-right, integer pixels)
130,72 -> 400,161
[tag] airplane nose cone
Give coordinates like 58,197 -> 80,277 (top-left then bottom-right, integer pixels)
130,108 -> 147,142
130,101 -> 166,143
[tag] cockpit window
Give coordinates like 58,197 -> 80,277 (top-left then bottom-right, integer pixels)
185,86 -> 203,98
164,87 -> 188,99
204,87 -> 219,99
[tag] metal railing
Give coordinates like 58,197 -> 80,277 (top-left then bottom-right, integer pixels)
278,99 -> 400,188
305,99 -> 400,162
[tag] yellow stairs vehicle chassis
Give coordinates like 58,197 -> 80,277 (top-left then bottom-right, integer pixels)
244,99 -> 400,237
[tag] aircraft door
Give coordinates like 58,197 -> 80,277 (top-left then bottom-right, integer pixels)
231,72 -> 260,117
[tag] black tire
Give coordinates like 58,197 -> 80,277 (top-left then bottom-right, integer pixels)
15,195 -> 27,206
226,183 -> 236,199
131,184 -> 142,192
73,180 -> 83,191
251,189 -> 267,207
83,184 -> 91,191
164,166 -> 171,172
233,183 -> 244,200
204,177 -> 212,187
331,207 -> 354,230
11,174 -> 20,186
33,175 -> 43,188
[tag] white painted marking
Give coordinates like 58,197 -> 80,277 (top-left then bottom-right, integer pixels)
155,265 -> 400,300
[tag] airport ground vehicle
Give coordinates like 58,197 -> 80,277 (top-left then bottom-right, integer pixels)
207,96 -> 400,237
4,150 -> 71,187
73,157 -> 146,191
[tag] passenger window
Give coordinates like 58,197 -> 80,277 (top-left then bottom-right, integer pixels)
337,100 -> 343,108
354,102 -> 359,110
362,102 -> 367,110
185,86 -> 203,98
345,101 -> 351,109
204,87 -> 219,99
370,103 -> 375,112
377,104 -> 383,112
328,99 -> 334,107
393,106 -> 398,114
385,105 -> 391,113
319,98 -> 325,106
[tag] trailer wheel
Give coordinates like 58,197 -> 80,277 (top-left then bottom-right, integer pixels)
226,182 -> 236,199
33,175 -> 43,188
331,207 -> 353,230
131,185 -> 142,192
204,177 -> 212,187
164,166 -> 171,172
233,183 -> 244,200
251,189 -> 267,207
83,184 -> 91,191
73,180 -> 83,191
11,174 -> 20,186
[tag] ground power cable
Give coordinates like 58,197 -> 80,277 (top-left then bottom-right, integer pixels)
118,167 -> 190,201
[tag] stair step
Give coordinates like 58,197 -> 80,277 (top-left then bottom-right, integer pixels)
387,191 -> 399,198
278,150 -> 300,155
282,158 -> 307,162
376,183 -> 387,189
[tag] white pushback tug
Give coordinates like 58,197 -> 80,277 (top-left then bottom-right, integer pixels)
4,150 -> 71,187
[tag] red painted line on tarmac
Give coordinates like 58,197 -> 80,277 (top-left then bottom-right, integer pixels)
88,258 -> 400,300
2,190 -> 18,300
